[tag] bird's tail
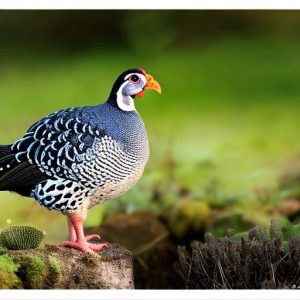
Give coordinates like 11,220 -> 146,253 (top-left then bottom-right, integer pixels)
0,145 -> 12,156
0,145 -> 14,183
0,144 -> 42,195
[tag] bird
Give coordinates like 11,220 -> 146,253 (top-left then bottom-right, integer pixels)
0,68 -> 161,253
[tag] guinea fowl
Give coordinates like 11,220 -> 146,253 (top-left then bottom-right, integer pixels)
0,68 -> 161,253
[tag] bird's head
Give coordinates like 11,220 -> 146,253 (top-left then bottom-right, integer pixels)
108,68 -> 161,111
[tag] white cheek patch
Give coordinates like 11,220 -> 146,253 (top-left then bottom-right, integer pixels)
116,81 -> 136,112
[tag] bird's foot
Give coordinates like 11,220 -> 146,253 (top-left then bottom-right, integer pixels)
87,241 -> 110,252
60,241 -> 92,253
85,234 -> 110,252
60,240 -> 109,253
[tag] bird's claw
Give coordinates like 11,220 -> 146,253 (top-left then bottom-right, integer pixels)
87,242 -> 110,252
60,240 -> 110,253
60,241 -> 92,253
85,234 -> 101,242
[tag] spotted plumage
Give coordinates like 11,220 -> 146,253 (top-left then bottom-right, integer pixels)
0,68 -> 161,253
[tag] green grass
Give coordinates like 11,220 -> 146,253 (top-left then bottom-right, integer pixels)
1,37 -> 300,242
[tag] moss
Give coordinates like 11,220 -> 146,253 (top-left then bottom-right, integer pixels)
15,254 -> 47,288
0,246 -> 8,255
232,231 -> 248,239
282,223 -> 300,240
0,226 -> 44,250
0,254 -> 22,288
48,256 -> 62,287
289,224 -> 300,237
0,246 -> 65,289
27,255 -> 47,288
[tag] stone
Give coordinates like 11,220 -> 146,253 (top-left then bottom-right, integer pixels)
0,244 -> 134,289
86,211 -> 182,289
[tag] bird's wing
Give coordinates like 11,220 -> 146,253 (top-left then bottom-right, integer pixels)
9,107 -> 110,188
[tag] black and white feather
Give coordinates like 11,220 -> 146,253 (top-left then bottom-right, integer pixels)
0,68 -> 150,214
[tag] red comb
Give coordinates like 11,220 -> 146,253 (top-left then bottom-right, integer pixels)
138,68 -> 147,76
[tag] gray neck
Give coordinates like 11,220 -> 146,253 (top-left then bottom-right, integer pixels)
86,103 -> 149,157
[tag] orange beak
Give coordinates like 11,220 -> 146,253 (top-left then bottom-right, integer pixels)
144,73 -> 162,94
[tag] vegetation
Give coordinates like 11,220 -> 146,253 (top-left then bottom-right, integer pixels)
0,226 -> 45,250
0,247 -> 64,288
48,256 -> 63,287
0,254 -> 22,289
15,254 -> 47,288
175,221 -> 300,289
169,200 -> 210,239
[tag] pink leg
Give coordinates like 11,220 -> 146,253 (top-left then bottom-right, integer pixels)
68,218 -> 77,242
61,207 -> 109,253
67,218 -> 100,242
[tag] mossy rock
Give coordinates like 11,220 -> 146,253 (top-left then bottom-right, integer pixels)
4,251 -> 64,289
5,244 -> 134,289
6,250 -> 66,289
14,254 -> 47,288
169,200 -> 210,239
0,226 -> 45,250
0,254 -> 22,289
48,256 -> 63,287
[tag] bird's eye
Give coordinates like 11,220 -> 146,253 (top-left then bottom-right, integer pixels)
129,75 -> 140,84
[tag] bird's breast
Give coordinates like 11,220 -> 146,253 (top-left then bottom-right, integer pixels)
76,106 -> 150,208
86,164 -> 146,209
71,134 -> 149,209
86,146 -> 149,208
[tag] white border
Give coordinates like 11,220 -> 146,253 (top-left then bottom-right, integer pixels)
0,290 -> 300,300
0,3 -> 299,300
0,0 -> 299,9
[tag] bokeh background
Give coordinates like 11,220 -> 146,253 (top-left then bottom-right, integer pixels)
1,11 -> 300,247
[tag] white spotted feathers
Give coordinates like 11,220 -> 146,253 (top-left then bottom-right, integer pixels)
7,104 -> 149,213
0,68 -> 155,214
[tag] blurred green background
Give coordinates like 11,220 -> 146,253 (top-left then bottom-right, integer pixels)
1,11 -> 300,243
